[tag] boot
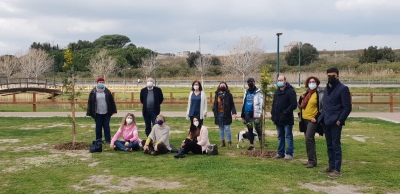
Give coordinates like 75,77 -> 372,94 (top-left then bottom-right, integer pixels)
220,140 -> 226,147
228,142 -> 232,148
174,148 -> 185,158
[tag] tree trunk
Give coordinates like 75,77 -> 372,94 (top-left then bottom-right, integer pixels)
260,96 -> 267,153
242,73 -> 245,91
201,75 -> 204,88
71,72 -> 76,147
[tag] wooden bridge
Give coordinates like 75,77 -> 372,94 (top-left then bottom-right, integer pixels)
0,78 -> 62,97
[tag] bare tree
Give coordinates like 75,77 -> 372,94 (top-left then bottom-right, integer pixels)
18,49 -> 54,81
139,52 -> 157,79
88,49 -> 117,79
194,55 -> 212,86
0,55 -> 20,82
223,36 -> 265,89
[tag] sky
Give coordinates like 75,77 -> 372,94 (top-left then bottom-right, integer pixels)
1,0 -> 400,56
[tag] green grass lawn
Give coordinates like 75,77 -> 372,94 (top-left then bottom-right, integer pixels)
0,116 -> 399,193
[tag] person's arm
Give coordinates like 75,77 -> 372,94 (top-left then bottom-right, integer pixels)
108,89 -> 117,114
285,90 -> 298,113
86,91 -> 93,116
197,126 -> 208,146
159,87 -> 164,104
338,86 -> 352,124
186,92 -> 192,119
110,127 -> 122,145
202,91 -> 208,116
230,94 -> 237,115
140,88 -> 144,104
128,126 -> 139,142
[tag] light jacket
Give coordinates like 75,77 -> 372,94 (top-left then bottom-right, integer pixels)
186,91 -> 208,120
241,88 -> 263,118
110,125 -> 141,145
197,126 -> 211,152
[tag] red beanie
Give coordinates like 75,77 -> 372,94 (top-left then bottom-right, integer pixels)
97,77 -> 105,82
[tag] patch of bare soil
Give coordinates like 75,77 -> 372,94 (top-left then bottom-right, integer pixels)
72,175 -> 183,193
241,150 -> 277,158
0,139 -> 20,143
54,142 -> 91,150
300,181 -> 372,194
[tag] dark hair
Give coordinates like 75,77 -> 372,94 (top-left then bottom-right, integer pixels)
216,82 -> 230,93
304,76 -> 320,88
191,80 -> 203,91
189,117 -> 202,138
327,67 -> 339,76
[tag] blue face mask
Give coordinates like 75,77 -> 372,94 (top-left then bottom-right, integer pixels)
157,120 -> 164,125
97,83 -> 105,89
277,81 -> 285,88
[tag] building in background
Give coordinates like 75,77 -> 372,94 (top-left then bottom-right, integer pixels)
284,41 -> 302,52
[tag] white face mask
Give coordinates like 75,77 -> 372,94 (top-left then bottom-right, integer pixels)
126,118 -> 133,124
308,83 -> 317,90
193,121 -> 199,127
193,85 -> 199,90
147,81 -> 153,87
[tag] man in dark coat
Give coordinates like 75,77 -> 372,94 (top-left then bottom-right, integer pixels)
271,76 -> 298,160
86,77 -> 117,143
140,77 -> 164,137
317,68 -> 352,178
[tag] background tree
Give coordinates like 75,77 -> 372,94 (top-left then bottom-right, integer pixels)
194,55 -> 212,86
93,34 -> 131,49
186,51 -> 202,68
0,55 -> 20,82
88,49 -> 117,79
378,46 -> 396,62
359,46 -> 379,63
223,36 -> 264,89
285,43 -> 319,66
68,40 -> 94,51
139,52 -> 157,79
18,49 -> 54,81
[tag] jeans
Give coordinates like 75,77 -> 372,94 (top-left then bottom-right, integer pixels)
95,114 -> 111,143
276,124 -> 294,157
218,112 -> 232,142
304,120 -> 318,165
144,111 -> 157,137
243,113 -> 261,144
323,123 -> 342,172
114,140 -> 141,151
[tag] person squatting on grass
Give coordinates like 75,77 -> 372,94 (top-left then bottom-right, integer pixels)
110,113 -> 142,152
240,78 -> 263,151
142,114 -> 171,156
317,68 -> 352,178
174,117 -> 211,158
140,77 -> 164,137
271,76 -> 298,160
298,76 -> 324,168
186,80 -> 208,129
212,82 -> 237,148
86,77 -> 117,144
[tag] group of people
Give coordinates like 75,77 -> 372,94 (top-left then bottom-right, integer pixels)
86,67 -> 351,178
270,67 -> 351,178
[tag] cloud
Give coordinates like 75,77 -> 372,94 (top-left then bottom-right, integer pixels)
335,0 -> 400,10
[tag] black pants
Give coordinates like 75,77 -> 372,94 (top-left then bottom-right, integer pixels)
304,120 -> 318,165
243,113 -> 261,144
141,140 -> 169,155
182,138 -> 203,154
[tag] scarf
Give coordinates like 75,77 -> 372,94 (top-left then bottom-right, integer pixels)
218,91 -> 225,109
300,89 -> 317,109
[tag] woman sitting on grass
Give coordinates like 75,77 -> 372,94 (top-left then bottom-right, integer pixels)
110,113 -> 142,152
142,114 -> 171,156
174,117 -> 210,158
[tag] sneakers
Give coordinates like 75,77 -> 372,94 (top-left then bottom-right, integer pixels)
328,170 -> 342,178
284,155 -> 294,160
272,154 -> 283,159
318,167 -> 334,174
247,146 -> 255,151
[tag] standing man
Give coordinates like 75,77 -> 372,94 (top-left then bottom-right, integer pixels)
140,77 -> 164,137
271,76 -> 297,160
318,68 -> 351,178
240,78 -> 263,151
87,77 -> 117,144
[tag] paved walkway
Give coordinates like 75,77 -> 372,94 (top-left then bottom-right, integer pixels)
1,111 -> 399,123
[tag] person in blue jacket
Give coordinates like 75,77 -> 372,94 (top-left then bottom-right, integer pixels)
317,67 -> 352,179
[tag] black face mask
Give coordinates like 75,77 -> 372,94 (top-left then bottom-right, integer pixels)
220,87 -> 226,91
328,76 -> 338,85
248,83 -> 254,88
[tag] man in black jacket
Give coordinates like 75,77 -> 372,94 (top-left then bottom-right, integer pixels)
317,68 -> 351,178
86,77 -> 117,143
140,77 -> 164,137
271,76 -> 298,160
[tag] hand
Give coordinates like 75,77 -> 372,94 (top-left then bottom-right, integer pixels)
311,118 -> 316,123
301,92 -> 306,98
204,112 -> 207,117
124,142 -> 129,147
336,121 -> 341,126
143,145 -> 148,151
110,144 -> 114,149
154,145 -> 158,152
181,142 -> 185,147
232,114 -> 237,120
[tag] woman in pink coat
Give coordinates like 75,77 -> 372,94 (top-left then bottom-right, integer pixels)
110,113 -> 142,152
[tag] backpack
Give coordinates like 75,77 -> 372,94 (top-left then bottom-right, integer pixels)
89,139 -> 104,153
